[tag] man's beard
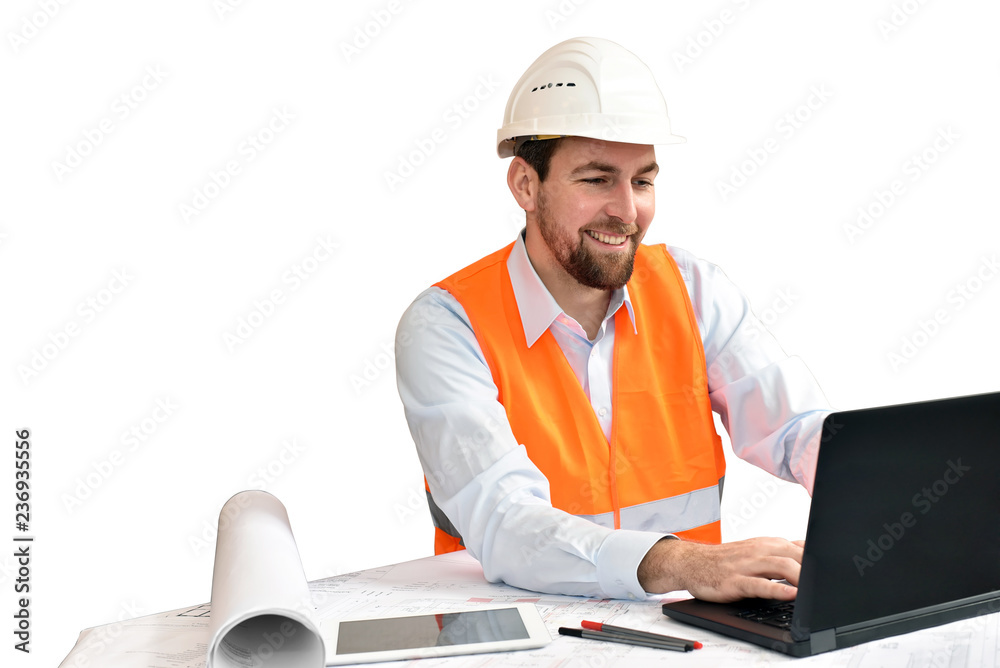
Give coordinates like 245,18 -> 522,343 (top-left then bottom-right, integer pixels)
537,195 -> 640,291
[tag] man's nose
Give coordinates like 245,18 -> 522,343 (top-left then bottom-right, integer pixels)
605,181 -> 637,223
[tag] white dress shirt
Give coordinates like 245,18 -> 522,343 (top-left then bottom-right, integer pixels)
395,232 -> 832,600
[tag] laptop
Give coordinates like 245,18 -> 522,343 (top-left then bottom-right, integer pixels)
662,391 -> 1000,657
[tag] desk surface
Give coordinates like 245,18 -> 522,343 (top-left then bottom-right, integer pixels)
60,550 -> 999,667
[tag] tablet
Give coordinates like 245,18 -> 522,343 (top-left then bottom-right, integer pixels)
321,602 -> 551,665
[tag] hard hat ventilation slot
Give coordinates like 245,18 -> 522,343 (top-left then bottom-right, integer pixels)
530,82 -> 576,92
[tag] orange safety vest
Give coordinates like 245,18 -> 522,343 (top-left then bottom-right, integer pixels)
429,242 -> 726,554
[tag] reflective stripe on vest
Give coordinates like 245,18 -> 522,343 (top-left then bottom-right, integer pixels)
574,478 -> 724,531
425,486 -> 465,554
429,242 -> 726,552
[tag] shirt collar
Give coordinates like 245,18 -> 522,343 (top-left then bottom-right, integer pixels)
507,230 -> 637,348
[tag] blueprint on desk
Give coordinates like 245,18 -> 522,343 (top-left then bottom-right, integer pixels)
60,550 -> 999,668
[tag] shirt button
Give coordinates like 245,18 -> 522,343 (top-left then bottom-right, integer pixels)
598,408 -> 608,417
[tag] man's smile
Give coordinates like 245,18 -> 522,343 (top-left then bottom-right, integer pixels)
584,229 -> 629,246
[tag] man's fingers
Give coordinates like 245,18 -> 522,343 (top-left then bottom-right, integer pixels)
735,555 -> 801,589
732,537 -> 803,559
748,579 -> 797,602
761,539 -> 804,563
715,541 -> 803,600
706,576 -> 797,603
662,537 -> 807,602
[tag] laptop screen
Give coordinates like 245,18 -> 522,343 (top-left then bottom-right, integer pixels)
795,392 -> 1000,632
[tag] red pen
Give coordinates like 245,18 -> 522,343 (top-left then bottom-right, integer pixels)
581,620 -> 703,649
559,627 -> 692,652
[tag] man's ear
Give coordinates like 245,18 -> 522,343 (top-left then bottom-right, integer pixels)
507,157 -> 539,213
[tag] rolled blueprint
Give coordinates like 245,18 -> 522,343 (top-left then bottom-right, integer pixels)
207,490 -> 325,668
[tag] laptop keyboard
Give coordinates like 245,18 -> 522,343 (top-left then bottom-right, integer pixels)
733,602 -> 796,630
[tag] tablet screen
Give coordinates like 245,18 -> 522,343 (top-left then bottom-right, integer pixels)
335,607 -> 529,655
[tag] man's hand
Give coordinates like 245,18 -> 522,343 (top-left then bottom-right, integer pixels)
637,537 -> 805,602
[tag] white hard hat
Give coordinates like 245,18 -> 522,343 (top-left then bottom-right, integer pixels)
496,36 -> 685,158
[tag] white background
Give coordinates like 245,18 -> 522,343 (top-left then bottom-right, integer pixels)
2,1 -> 998,665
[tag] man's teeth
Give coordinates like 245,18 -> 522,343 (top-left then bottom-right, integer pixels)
586,230 -> 627,245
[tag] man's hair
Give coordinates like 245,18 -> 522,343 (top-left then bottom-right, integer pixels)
514,137 -> 563,182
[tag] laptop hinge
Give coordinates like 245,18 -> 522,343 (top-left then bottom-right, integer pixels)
810,628 -> 836,654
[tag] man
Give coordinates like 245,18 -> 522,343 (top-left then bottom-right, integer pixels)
395,37 -> 832,602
